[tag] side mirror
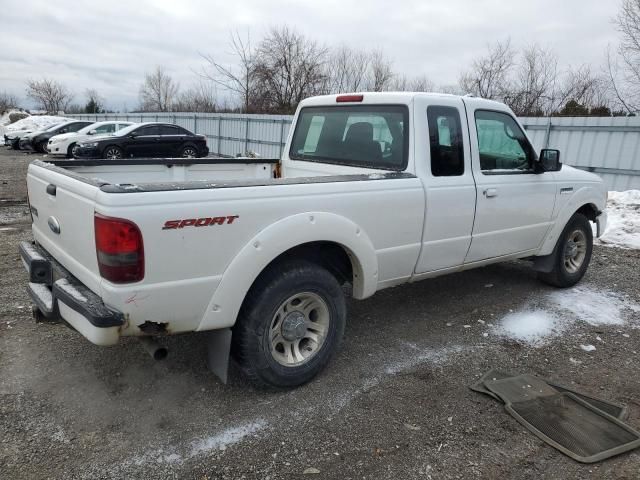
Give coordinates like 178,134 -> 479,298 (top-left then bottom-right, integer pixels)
88,129 -> 97,135
539,149 -> 562,172
129,132 -> 138,138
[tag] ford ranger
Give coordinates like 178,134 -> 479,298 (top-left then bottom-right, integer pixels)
20,93 -> 608,389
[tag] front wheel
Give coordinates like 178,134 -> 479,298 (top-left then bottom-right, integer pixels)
38,141 -> 48,154
232,260 -> 346,389
537,213 -> 593,288
103,146 -> 123,160
67,143 -> 78,158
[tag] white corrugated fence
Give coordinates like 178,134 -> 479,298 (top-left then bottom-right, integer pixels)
67,112 -> 640,190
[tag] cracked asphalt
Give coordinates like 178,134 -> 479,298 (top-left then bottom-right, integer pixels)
1,147 -> 639,479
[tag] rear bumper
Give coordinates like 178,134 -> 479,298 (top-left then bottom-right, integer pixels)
20,241 -> 124,345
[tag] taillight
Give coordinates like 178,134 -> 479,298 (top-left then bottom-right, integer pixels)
94,213 -> 144,283
336,94 -> 364,103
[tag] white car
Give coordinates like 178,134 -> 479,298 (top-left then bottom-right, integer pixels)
22,92 -> 607,389
47,121 -> 133,157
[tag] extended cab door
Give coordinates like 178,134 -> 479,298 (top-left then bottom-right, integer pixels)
414,96 -> 477,273
463,101 -> 556,262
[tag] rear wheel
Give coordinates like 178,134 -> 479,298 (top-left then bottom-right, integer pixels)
103,146 -> 123,160
232,260 -> 346,389
537,213 -> 593,288
181,145 -> 198,158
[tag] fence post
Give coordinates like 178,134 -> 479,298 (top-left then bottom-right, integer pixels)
217,117 -> 222,156
244,117 -> 249,154
172,114 -> 176,125
279,119 -> 285,156
193,113 -> 198,133
543,118 -> 552,149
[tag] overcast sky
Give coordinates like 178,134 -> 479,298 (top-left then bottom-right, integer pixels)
0,0 -> 622,111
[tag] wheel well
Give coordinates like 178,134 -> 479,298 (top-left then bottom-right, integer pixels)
255,241 -> 354,290
576,203 -> 598,222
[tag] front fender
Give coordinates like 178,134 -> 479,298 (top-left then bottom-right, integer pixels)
196,212 -> 378,332
538,185 -> 605,256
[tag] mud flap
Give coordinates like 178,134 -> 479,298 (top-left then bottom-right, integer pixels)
206,328 -> 232,384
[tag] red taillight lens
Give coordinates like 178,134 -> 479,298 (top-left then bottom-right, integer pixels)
94,213 -> 144,283
336,94 -> 364,103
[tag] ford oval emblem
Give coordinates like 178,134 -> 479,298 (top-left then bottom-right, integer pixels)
47,216 -> 61,235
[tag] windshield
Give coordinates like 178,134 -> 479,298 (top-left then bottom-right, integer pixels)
43,122 -> 66,132
114,123 -> 142,137
289,105 -> 409,170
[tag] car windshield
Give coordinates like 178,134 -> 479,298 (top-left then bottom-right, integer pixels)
77,123 -> 101,135
43,122 -> 65,132
114,124 -> 143,137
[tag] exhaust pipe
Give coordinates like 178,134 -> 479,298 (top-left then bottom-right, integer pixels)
139,336 -> 168,361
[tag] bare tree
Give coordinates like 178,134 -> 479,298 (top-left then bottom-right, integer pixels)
608,0 -> 640,113
25,78 -> 73,113
201,31 -> 257,113
253,26 -> 328,113
367,50 -> 394,92
0,92 -> 19,113
391,74 -> 435,92
139,66 -> 179,112
459,39 -> 515,99
323,46 -> 370,93
505,44 -> 559,115
173,80 -> 217,112
558,65 -> 610,112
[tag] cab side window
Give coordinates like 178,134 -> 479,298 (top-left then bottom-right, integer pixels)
428,106 -> 464,176
137,126 -> 159,136
475,110 -> 535,173
94,124 -> 115,134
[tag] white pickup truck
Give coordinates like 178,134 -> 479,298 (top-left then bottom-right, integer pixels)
21,92 -> 608,388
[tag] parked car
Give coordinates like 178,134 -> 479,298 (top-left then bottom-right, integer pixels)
47,121 -> 134,157
20,121 -> 93,153
73,122 -> 209,159
4,122 -> 65,149
21,92 -> 607,389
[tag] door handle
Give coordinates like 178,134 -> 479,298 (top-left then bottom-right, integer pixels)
483,188 -> 498,198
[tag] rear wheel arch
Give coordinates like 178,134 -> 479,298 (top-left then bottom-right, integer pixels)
196,212 -> 378,332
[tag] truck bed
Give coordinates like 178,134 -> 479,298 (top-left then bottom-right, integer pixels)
41,157 -> 280,185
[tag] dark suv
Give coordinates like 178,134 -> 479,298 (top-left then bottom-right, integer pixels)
73,123 -> 209,159
20,121 -> 93,153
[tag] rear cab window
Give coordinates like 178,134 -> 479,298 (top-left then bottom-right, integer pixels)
289,105 -> 409,170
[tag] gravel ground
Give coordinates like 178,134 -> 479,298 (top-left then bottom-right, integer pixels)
1,148 -> 639,479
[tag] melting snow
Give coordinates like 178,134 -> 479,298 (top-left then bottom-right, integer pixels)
495,286 -> 639,345
580,344 -> 597,352
597,190 -> 640,250
189,420 -> 267,457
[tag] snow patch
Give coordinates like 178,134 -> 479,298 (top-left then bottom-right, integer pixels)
580,344 -> 596,352
384,344 -> 463,375
3,115 -> 70,134
497,310 -> 560,345
55,279 -> 88,303
189,419 -> 267,457
547,286 -> 639,326
597,190 -> 640,250
496,286 -> 639,345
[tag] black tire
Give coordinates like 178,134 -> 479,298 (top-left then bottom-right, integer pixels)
537,213 -> 593,288
38,141 -> 48,154
103,145 -> 123,160
232,260 -> 346,389
181,145 -> 198,158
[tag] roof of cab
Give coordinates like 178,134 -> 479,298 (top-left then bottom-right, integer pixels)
299,92 -> 509,111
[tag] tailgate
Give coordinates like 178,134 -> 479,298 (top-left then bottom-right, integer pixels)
27,162 -> 102,294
